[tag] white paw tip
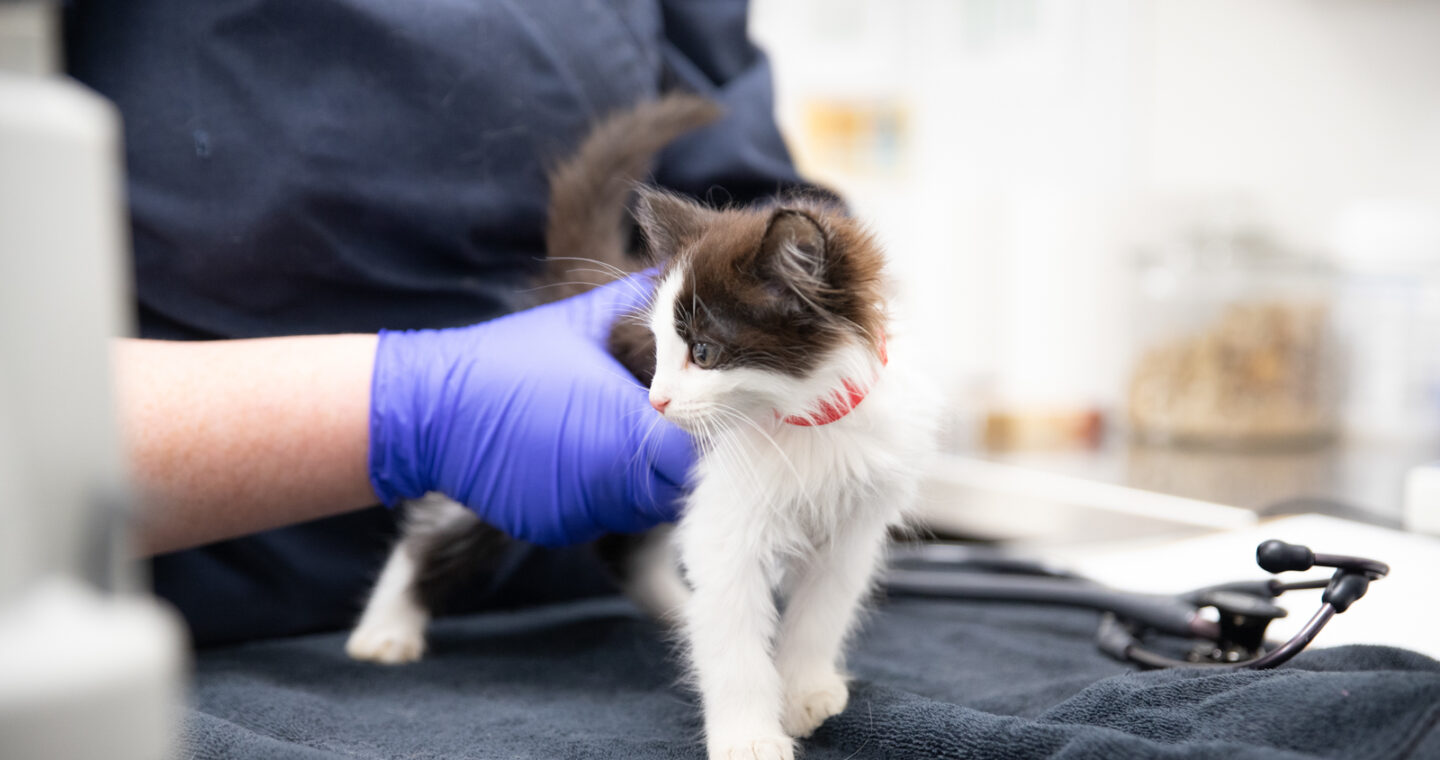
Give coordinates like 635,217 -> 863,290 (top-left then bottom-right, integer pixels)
711,737 -> 795,760
782,681 -> 850,738
345,626 -> 426,664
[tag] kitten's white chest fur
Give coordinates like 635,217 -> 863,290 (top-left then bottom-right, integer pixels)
681,353 -> 932,551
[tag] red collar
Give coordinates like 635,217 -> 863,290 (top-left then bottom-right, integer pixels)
781,336 -> 888,427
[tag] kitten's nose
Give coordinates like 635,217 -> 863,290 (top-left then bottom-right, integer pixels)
650,397 -> 670,414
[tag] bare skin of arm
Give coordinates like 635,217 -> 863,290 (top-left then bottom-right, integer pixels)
114,335 -> 380,556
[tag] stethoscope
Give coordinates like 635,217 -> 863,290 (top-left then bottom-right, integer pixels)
883,540 -> 1389,670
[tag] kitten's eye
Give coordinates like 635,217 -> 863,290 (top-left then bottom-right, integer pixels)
689,342 -> 720,369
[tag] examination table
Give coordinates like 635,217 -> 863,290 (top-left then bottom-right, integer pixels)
181,594 -> 1440,759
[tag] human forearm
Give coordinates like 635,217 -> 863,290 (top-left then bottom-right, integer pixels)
114,334 -> 379,555
115,275 -> 691,555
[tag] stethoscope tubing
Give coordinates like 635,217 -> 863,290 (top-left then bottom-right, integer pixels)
883,567 -> 1212,639
882,540 -> 1384,671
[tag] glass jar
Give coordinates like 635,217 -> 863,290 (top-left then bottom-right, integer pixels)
1126,234 -> 1338,450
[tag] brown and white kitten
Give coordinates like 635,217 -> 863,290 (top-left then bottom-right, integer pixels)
346,94 -> 936,760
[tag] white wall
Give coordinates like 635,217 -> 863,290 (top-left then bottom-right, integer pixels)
751,0 -> 1440,414
1146,0 -> 1440,253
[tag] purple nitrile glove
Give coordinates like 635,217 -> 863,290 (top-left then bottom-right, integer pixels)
368,274 -> 692,547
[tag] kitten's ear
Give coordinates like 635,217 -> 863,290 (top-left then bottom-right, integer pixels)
634,187 -> 714,259
759,209 -> 829,294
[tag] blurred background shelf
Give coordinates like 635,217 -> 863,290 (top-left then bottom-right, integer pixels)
915,451 -> 1256,547
917,436 -> 1438,546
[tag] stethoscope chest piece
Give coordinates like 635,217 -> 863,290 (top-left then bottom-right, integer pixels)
1193,590 -> 1288,664
1108,541 -> 1388,670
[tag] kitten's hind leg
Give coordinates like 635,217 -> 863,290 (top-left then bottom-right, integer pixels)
346,494 -> 509,664
346,534 -> 430,664
596,525 -> 689,624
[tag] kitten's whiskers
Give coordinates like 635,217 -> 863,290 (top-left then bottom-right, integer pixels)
708,403 -> 821,516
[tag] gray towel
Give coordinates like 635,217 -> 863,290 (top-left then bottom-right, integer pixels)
181,596 -> 1440,759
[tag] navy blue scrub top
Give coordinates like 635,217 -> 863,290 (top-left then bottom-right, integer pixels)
64,0 -> 808,645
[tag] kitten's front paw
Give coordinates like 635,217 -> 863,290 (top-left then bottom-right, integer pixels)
345,622 -> 425,664
782,672 -> 849,738
708,736 -> 795,760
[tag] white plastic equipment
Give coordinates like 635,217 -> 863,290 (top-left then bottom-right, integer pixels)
0,3 -> 185,759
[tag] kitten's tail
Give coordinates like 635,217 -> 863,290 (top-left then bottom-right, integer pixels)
541,93 -> 723,301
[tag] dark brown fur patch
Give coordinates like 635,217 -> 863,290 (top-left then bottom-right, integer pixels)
607,317 -> 658,386
638,194 -> 886,377
540,95 -> 722,303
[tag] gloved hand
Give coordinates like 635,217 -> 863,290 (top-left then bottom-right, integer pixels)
368,274 -> 692,546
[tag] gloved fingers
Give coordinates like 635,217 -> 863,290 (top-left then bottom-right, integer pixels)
602,461 -> 688,534
636,475 -> 688,526
623,410 -> 695,524
644,417 -> 695,492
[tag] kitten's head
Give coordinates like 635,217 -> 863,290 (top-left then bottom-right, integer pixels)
636,189 -> 886,435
